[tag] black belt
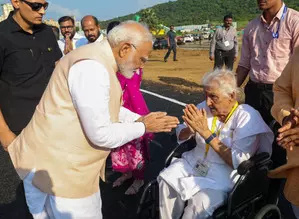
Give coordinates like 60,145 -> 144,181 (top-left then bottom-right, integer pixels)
216,48 -> 235,53
247,80 -> 273,90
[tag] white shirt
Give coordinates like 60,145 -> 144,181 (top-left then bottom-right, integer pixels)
23,60 -> 146,217
57,33 -> 84,55
76,34 -> 104,48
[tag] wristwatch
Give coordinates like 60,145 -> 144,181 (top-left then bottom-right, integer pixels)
205,133 -> 217,145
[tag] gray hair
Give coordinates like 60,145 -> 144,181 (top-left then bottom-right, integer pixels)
202,69 -> 238,97
107,20 -> 153,47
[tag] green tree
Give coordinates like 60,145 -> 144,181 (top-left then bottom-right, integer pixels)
99,0 -> 298,29
140,8 -> 160,31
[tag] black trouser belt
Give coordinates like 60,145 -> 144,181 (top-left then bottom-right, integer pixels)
247,80 -> 273,90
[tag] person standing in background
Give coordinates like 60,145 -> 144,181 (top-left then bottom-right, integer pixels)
77,15 -> 104,47
58,16 -> 83,55
164,25 -> 178,62
236,0 -> 299,125
210,15 -> 238,70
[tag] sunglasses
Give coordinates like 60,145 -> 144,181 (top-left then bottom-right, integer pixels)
21,0 -> 49,11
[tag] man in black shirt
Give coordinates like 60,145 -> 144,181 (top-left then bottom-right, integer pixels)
0,0 -> 62,218
164,25 -> 178,62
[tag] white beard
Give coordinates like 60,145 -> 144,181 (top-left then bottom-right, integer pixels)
117,54 -> 136,79
118,64 -> 135,78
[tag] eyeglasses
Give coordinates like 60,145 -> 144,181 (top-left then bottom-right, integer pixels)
60,26 -> 74,30
130,43 -> 148,64
21,0 -> 49,11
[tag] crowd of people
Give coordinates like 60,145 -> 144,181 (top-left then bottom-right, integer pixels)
0,0 -> 299,219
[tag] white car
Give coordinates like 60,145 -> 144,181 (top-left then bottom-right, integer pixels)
183,35 -> 194,43
203,32 -> 211,40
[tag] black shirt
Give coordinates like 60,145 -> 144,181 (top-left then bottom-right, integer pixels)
167,30 -> 176,46
0,13 -> 62,134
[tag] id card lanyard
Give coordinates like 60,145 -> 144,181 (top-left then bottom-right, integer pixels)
272,6 -> 288,39
204,102 -> 239,159
222,26 -> 230,41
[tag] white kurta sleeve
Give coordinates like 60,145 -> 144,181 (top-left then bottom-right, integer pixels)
119,107 -> 141,123
68,60 -> 145,149
230,105 -> 273,169
231,134 -> 259,169
176,123 -> 194,145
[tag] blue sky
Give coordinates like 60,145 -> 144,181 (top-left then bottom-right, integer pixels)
0,0 -> 173,21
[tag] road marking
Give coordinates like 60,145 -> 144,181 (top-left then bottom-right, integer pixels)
140,89 -> 186,107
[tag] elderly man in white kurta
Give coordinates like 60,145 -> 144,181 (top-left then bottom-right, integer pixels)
6,21 -> 179,219
158,70 -> 274,219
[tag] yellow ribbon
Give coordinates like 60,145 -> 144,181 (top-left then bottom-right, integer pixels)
204,102 -> 239,158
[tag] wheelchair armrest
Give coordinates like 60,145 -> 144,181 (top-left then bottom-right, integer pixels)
165,143 -> 180,167
237,152 -> 271,175
164,137 -> 196,167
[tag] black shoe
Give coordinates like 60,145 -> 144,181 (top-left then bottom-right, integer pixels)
174,59 -> 178,61
164,59 -> 167,62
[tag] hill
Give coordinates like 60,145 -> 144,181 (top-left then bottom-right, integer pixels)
99,0 -> 299,28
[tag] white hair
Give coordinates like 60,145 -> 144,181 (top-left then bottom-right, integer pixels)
202,69 -> 238,97
107,20 -> 153,47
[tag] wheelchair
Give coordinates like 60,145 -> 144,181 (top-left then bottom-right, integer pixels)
137,125 -> 283,219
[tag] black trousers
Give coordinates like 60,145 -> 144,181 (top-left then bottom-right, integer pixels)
214,48 -> 235,70
244,80 -> 274,125
164,44 -> 177,61
0,145 -> 32,219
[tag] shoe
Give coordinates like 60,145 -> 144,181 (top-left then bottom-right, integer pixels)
164,59 -> 167,62
174,59 -> 178,61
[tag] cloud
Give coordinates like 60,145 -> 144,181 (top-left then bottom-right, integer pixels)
47,2 -> 82,19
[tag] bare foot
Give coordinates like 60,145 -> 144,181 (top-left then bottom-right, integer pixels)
125,180 -> 144,195
112,172 -> 132,188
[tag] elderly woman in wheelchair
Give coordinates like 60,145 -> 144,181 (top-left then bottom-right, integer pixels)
157,70 -> 274,219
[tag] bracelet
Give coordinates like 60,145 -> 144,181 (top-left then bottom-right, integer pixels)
205,133 -> 217,145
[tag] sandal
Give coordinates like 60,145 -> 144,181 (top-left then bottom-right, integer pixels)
112,172 -> 132,188
125,180 -> 144,195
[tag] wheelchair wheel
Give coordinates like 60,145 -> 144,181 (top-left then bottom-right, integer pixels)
254,204 -> 281,219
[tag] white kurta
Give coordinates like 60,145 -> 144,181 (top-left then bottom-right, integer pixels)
23,60 -> 145,218
159,101 -> 273,218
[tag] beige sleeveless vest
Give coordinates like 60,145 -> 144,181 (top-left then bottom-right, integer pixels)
8,40 -> 122,198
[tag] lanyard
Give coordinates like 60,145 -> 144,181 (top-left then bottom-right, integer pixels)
222,27 -> 230,40
271,6 -> 288,39
204,102 -> 239,158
